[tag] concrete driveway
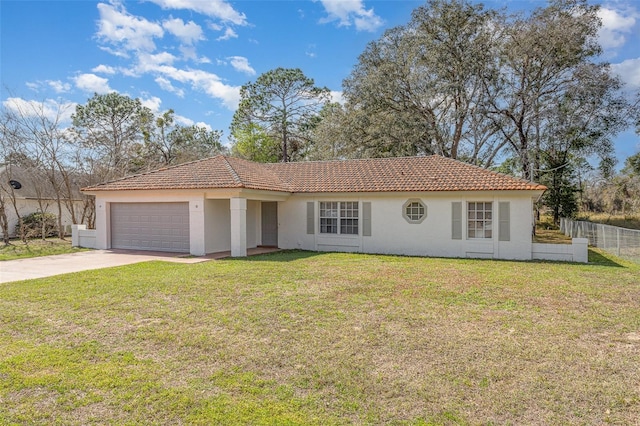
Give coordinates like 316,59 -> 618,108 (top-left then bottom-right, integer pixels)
0,249 -> 214,284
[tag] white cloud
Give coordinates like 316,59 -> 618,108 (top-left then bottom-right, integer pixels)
227,56 -> 256,75
47,80 -> 72,93
598,6 -> 638,50
611,57 -> 640,88
74,73 -> 112,94
147,0 -> 247,25
330,90 -> 344,104
318,0 -> 383,32
140,96 -> 162,113
92,64 -> 117,74
180,45 -> 198,61
155,76 -> 185,97
174,113 -> 194,126
194,121 -> 213,131
98,45 -> 130,58
306,44 -> 317,58
135,51 -> 178,73
217,27 -> 238,41
96,2 -> 163,53
163,17 -> 204,44
146,65 -> 241,109
208,22 -> 222,31
26,82 -> 40,91
3,97 -> 77,122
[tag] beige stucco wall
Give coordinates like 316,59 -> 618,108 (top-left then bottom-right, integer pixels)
90,189 -> 278,255
88,188 -> 540,260
278,191 -> 538,261
204,199 -> 230,253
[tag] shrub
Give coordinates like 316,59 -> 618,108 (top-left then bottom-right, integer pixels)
16,212 -> 57,238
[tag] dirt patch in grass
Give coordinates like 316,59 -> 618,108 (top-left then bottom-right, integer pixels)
1,251 -> 639,424
0,238 -> 89,261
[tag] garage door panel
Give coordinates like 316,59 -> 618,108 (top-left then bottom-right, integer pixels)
111,203 -> 190,253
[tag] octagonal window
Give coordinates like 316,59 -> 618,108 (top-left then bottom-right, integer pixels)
403,199 -> 427,224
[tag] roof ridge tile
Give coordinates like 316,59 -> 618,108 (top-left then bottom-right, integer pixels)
221,156 -> 243,186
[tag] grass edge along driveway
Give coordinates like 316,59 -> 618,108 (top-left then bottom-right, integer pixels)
1,249 -> 638,424
0,238 -> 88,261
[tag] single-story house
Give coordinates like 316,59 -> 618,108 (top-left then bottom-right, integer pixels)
0,165 -> 85,238
82,155 -> 547,260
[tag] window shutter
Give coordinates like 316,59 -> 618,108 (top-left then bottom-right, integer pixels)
306,202 -> 314,234
452,202 -> 462,240
362,202 -> 372,236
499,202 -> 510,241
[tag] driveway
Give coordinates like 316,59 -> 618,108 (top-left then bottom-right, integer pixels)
0,249 -> 214,284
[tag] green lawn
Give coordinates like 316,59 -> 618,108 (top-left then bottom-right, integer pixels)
1,250 -> 639,424
0,238 -> 89,261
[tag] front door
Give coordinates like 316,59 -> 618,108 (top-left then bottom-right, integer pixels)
261,202 -> 278,247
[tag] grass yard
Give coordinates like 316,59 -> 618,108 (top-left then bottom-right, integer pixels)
0,238 -> 89,261
1,250 -> 639,424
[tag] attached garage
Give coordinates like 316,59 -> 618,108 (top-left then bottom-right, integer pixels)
110,202 -> 190,252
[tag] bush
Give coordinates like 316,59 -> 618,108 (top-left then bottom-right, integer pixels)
16,212 -> 58,238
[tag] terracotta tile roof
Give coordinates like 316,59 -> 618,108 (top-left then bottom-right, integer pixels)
82,155 -> 547,193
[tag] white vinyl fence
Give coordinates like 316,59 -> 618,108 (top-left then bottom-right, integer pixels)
560,218 -> 640,261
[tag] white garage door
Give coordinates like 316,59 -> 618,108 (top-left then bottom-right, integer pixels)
110,202 -> 190,252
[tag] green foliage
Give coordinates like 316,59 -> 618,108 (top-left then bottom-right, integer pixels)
230,122 -> 280,163
16,212 -> 57,238
231,68 -> 331,162
624,152 -> 640,176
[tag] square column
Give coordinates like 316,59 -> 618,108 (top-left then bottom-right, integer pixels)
94,198 -> 109,249
189,198 -> 206,256
230,197 -> 247,257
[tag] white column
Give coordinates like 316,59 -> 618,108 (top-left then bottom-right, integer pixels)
71,224 -> 86,247
230,197 -> 247,257
95,199 -> 109,249
189,198 -> 206,256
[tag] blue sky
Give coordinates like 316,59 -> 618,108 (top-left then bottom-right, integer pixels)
1,0 -> 639,164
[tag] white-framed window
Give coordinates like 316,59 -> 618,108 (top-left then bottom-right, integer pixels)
402,199 -> 427,223
468,202 -> 492,239
319,201 -> 358,235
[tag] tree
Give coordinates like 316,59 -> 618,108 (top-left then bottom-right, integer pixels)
340,0 -> 502,161
143,109 -> 224,167
71,93 -> 153,181
307,102 -> 355,160
626,152 -> 640,176
231,68 -> 331,162
483,0 -> 613,182
1,98 -> 77,239
230,122 -> 280,163
332,0 -> 633,221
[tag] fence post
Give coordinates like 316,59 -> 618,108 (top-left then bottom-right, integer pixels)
617,229 -> 621,257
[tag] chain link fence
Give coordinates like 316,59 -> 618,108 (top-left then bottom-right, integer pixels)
560,218 -> 640,262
